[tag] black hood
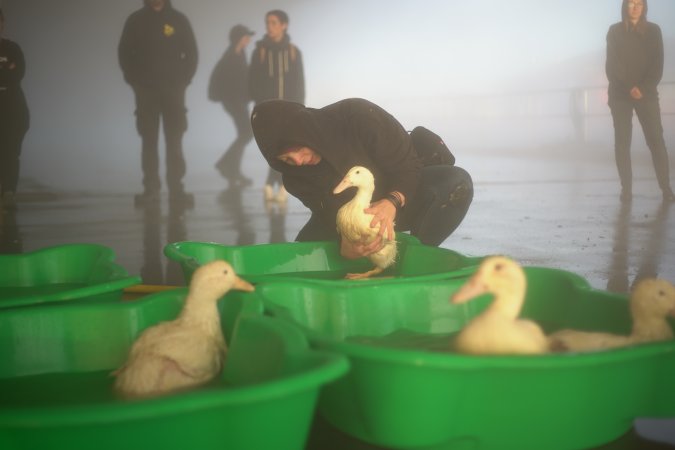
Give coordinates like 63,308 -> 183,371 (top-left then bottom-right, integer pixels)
251,100 -> 339,173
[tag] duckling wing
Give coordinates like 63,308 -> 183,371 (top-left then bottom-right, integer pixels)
454,316 -> 548,355
336,203 -> 377,243
369,239 -> 398,270
114,322 -> 225,398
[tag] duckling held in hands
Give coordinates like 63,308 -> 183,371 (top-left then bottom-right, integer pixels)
549,278 -> 675,352
450,256 -> 548,355
333,166 -> 397,279
113,260 -> 254,399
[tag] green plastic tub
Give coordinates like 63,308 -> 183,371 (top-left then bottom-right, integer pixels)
256,267 -> 675,450
0,243 -> 141,309
164,235 -> 483,285
0,289 -> 349,450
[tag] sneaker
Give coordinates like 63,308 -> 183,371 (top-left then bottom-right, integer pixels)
228,173 -> 253,188
134,189 -> 160,207
264,184 -> 274,201
169,190 -> 195,208
275,185 -> 288,203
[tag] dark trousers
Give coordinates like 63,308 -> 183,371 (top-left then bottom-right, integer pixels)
296,165 -> 474,246
0,107 -> 29,195
216,101 -> 253,177
609,96 -> 672,194
134,85 -> 188,193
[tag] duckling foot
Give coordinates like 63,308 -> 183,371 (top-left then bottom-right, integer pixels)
344,267 -> 385,280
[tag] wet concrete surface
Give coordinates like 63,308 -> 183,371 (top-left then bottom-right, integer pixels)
1,144 -> 674,448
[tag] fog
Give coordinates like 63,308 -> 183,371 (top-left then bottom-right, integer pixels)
3,0 -> 675,193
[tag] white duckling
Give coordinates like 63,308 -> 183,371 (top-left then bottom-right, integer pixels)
333,166 -> 397,279
113,260 -> 254,399
450,256 -> 549,355
549,278 -> 675,352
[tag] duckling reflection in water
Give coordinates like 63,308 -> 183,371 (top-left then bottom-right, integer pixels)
333,166 -> 397,280
113,260 -> 254,399
450,256 -> 549,355
549,278 -> 675,352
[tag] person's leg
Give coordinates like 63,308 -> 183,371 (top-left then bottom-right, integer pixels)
134,86 -> 161,196
634,96 -> 674,201
218,102 -> 253,185
609,98 -> 634,201
295,213 -> 339,242
162,87 -> 188,197
405,165 -> 473,246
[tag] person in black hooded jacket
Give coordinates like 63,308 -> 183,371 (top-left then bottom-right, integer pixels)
118,0 -> 198,205
0,7 -> 29,210
606,0 -> 674,203
251,98 -> 473,256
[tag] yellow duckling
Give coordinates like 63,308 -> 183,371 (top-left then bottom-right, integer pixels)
549,278 -> 675,352
333,166 -> 397,279
450,256 -> 548,355
113,260 -> 254,399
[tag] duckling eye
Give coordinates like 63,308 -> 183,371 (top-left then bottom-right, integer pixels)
495,263 -> 503,271
356,170 -> 360,174
223,269 -> 229,275
658,290 -> 665,296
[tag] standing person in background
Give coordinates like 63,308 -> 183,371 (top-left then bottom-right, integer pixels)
606,0 -> 675,203
248,9 -> 305,203
0,8 -> 29,211
118,0 -> 198,206
209,24 -> 255,188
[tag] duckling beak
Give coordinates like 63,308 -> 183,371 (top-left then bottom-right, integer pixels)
451,278 -> 485,304
233,277 -> 255,292
333,178 -> 353,194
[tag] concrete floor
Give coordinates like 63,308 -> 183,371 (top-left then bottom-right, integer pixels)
1,143 -> 674,449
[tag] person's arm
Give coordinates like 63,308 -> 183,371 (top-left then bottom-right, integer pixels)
118,16 -> 137,86
638,24 -> 664,96
605,25 -> 629,96
0,41 -> 25,86
181,16 -> 199,85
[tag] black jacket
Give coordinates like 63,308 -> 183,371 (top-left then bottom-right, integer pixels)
248,35 -> 304,104
208,46 -> 249,105
606,21 -> 663,101
0,37 -> 29,127
252,98 -> 422,230
118,1 -> 198,89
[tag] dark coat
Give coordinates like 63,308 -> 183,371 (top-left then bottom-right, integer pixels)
251,98 -> 422,231
118,0 -> 198,89
248,35 -> 304,104
208,46 -> 249,105
606,21 -> 663,101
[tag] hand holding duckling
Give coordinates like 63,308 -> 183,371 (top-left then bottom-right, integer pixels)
549,278 -> 675,352
334,166 -> 398,279
450,256 -> 549,355
113,260 -> 254,399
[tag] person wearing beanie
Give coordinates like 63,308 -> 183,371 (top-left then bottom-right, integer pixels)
208,24 -> 255,187
606,0 -> 675,203
248,10 -> 305,204
118,0 -> 198,206
0,7 -> 30,210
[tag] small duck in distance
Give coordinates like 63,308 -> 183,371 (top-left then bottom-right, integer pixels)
113,260 -> 254,399
333,166 -> 398,279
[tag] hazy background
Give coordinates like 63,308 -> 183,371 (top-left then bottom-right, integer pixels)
2,0 -> 674,193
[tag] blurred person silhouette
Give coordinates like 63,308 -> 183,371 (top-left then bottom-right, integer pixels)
248,10 -> 305,204
606,0 -> 675,203
208,24 -> 255,188
251,98 -> 473,253
0,8 -> 29,211
118,0 -> 198,207
217,185 -> 256,246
